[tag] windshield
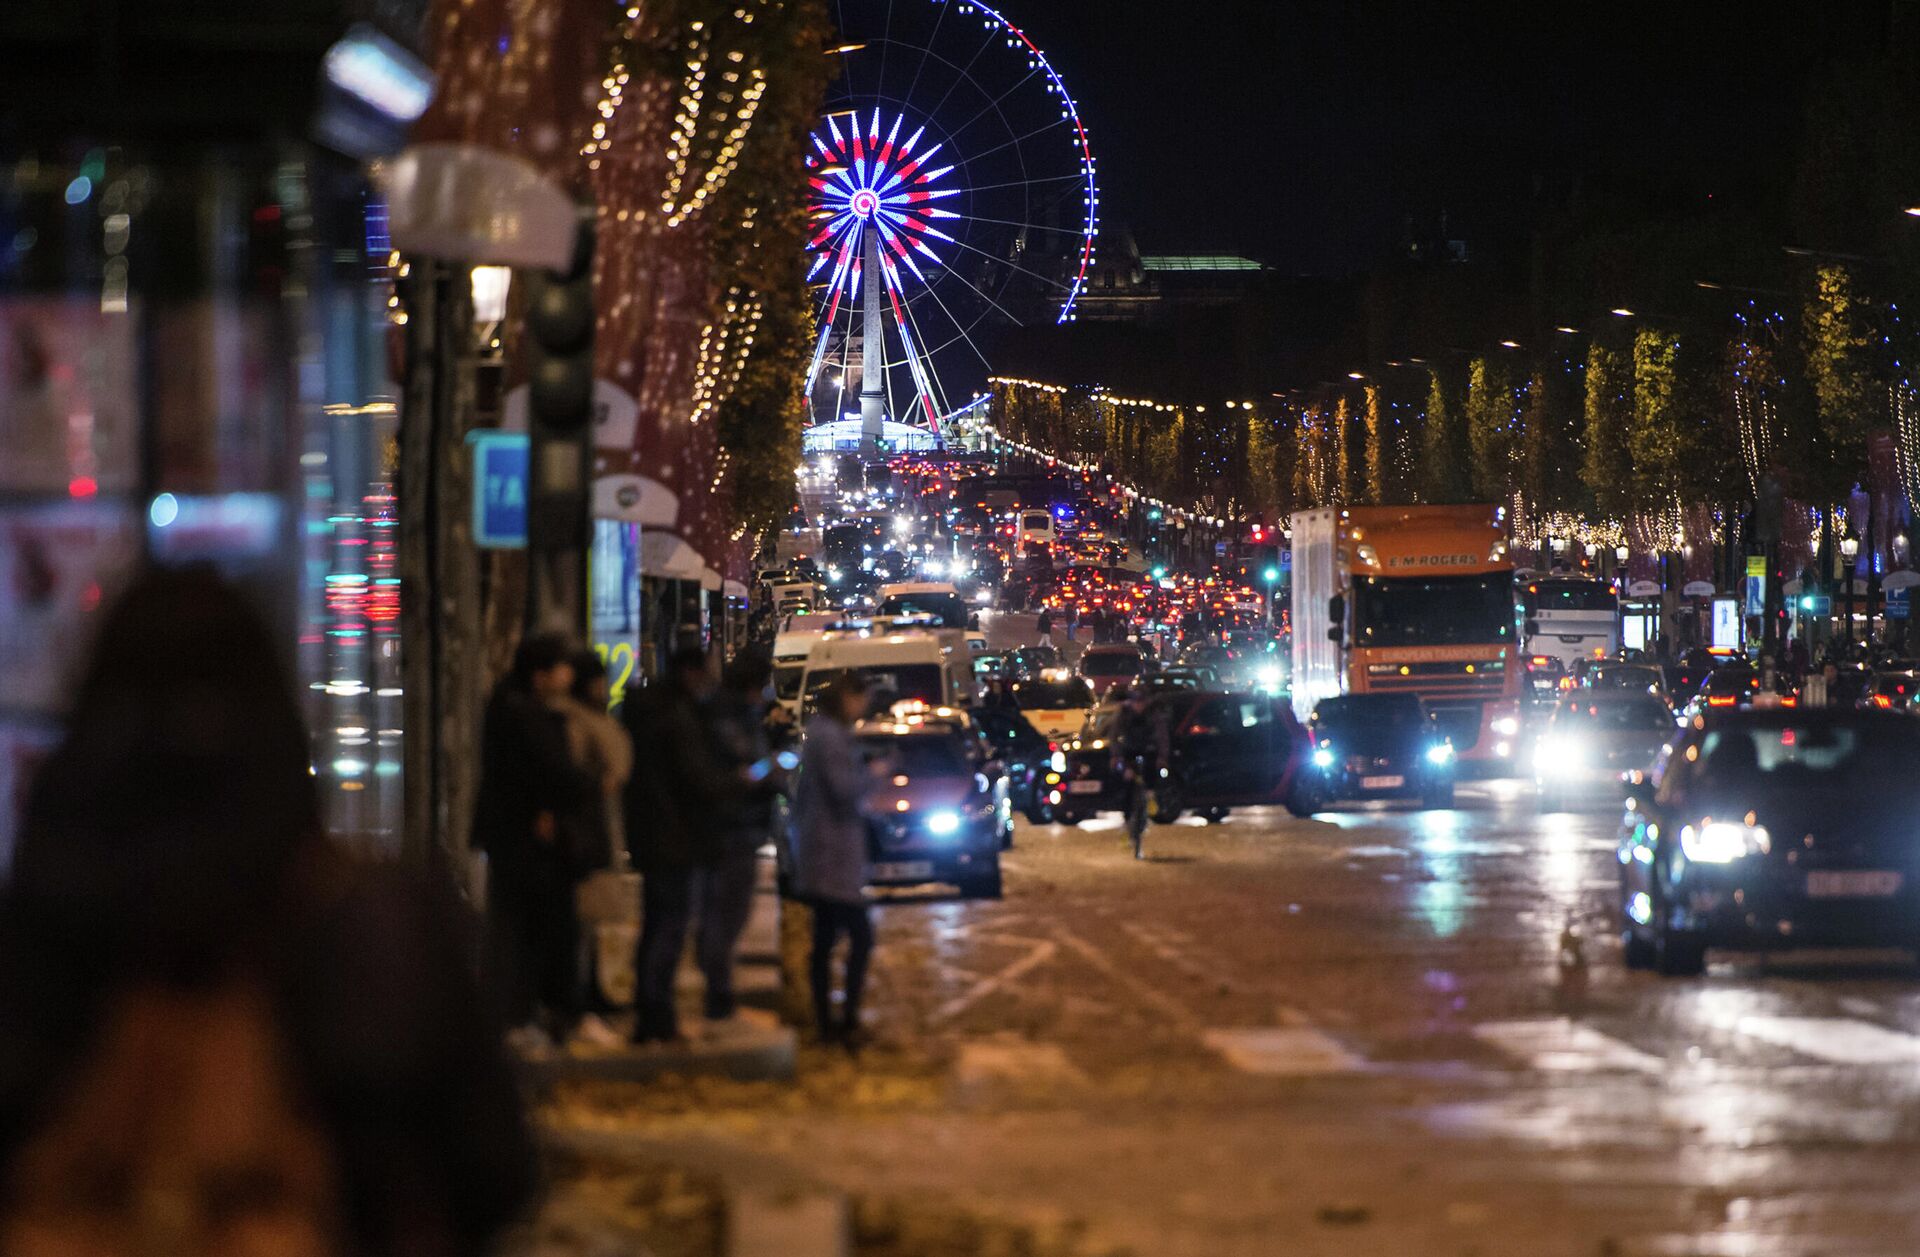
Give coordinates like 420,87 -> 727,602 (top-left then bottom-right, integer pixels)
773,663 -> 804,701
1592,667 -> 1661,691
805,664 -> 944,711
1523,580 -> 1618,612
1081,652 -> 1141,678
877,593 -> 966,627
1670,722 -> 1920,799
1314,695 -> 1425,732
1352,572 -> 1514,647
1015,679 -> 1093,709
1553,699 -> 1672,731
860,735 -> 967,776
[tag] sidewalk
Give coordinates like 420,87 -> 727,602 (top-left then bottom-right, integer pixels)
514,858 -> 798,1086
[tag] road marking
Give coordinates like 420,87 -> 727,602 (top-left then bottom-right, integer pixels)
1201,1026 -> 1365,1075
1051,926 -> 1199,1029
1725,1015 -> 1920,1066
954,1039 -> 1088,1088
1473,1018 -> 1664,1074
926,937 -> 1056,1026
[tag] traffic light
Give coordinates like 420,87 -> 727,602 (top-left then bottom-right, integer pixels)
526,220 -> 596,432
1263,567 -> 1280,583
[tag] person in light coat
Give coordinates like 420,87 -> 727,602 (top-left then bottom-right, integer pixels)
789,672 -> 880,1045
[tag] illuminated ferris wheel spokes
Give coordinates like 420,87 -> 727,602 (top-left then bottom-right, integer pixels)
803,0 -> 1100,439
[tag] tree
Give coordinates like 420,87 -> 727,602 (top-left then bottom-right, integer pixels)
1802,263 -> 1881,501
1466,355 -> 1523,501
1582,342 -> 1636,518
1420,367 -> 1472,503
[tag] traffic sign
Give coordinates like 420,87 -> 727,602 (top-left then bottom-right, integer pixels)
469,430 -> 529,548
1889,587 -> 1911,621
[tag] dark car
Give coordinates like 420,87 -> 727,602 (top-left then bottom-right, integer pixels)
1052,704 -> 1130,823
1618,709 -> 1920,974
1304,694 -> 1455,810
971,705 -> 1056,824
1864,670 -> 1920,710
1680,665 -> 1762,720
856,718 -> 1009,899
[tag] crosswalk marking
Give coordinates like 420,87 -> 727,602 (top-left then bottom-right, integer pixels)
1202,1026 -> 1365,1075
1473,1018 -> 1664,1074
1723,1015 -> 1920,1066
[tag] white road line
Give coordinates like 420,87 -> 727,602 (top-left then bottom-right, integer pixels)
1201,1026 -> 1365,1075
1473,1018 -> 1664,1074
926,938 -> 1057,1026
1051,926 -> 1200,1029
1725,1015 -> 1920,1066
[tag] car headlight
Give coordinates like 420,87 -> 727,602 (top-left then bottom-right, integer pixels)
1538,735 -> 1584,765
1491,715 -> 1521,737
1680,820 -> 1770,863
1425,743 -> 1454,765
976,588 -> 993,604
924,560 -> 945,576
926,810 -> 962,837
1311,747 -> 1335,769
1050,750 -> 1066,773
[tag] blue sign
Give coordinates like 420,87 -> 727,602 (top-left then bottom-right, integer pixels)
469,431 -> 528,549
1744,574 -> 1765,618
1889,587 -> 1911,621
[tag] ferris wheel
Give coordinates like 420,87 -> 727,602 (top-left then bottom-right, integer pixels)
804,0 -> 1099,441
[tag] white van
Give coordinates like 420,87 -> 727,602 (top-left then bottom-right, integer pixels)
1017,509 -> 1057,550
799,632 -> 975,717
769,579 -> 819,613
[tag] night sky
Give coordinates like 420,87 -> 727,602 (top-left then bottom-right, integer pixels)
1019,1 -> 1885,273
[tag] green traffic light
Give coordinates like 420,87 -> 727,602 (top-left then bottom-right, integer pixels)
1263,567 -> 1280,583
1800,595 -> 1816,611
1151,566 -> 1167,579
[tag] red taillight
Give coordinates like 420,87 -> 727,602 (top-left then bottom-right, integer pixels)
1707,695 -> 1736,707
1874,695 -> 1893,708
1778,696 -> 1797,708
1186,723 -> 1218,736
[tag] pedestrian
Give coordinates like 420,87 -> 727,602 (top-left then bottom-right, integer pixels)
1786,636 -> 1810,684
473,633 -> 599,1050
8,568 -> 536,1257
790,671 -> 881,1047
695,651 -> 783,1029
1035,606 -> 1054,643
554,649 -> 634,1044
622,647 -> 739,1044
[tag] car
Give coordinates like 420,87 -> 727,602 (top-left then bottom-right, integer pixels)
1533,692 -> 1676,812
1586,661 -> 1669,699
856,714 -> 1009,899
1078,643 -> 1145,698
1051,704 -> 1130,823
1138,668 -> 1208,696
1012,644 -> 1061,676
1617,709 -> 1920,974
1864,669 -> 1920,710
1303,693 -> 1456,810
1524,654 -> 1570,705
1010,676 -> 1096,741
1679,665 -> 1762,720
1156,692 -> 1318,822
970,705 -> 1056,824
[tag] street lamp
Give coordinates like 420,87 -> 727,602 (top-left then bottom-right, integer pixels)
1841,528 -> 1861,642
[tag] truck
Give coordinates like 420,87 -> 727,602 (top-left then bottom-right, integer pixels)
1289,505 -> 1523,768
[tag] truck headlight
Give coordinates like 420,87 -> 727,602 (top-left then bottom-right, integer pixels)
1680,820 -> 1770,863
1491,715 -> 1521,737
926,810 -> 962,837
1425,743 -> 1454,765
1311,747 -> 1335,769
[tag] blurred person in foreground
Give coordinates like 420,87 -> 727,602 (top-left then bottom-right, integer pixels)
621,648 -> 738,1045
789,672 -> 880,1048
694,652 -> 783,1032
2,567 -> 533,1257
474,634 -> 599,1051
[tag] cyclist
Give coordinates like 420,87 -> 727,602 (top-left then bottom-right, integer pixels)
1111,686 -> 1167,859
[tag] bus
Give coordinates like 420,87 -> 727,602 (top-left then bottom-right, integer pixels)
1520,576 -> 1620,668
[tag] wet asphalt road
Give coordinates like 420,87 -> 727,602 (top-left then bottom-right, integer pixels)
785,611 -> 1920,1255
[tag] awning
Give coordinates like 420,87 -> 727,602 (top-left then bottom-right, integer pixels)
639,532 -> 705,581
699,566 -> 722,592
1882,569 -> 1920,591
378,143 -> 577,269
594,473 -> 679,526
724,579 -> 749,599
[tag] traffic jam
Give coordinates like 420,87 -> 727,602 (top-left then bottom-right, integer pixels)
756,449 -> 1920,971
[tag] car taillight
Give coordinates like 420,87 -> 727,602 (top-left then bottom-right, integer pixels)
1186,723 -> 1218,736
1707,695 -> 1735,707
1874,694 -> 1894,708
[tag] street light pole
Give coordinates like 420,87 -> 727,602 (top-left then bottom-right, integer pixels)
1841,527 -> 1861,646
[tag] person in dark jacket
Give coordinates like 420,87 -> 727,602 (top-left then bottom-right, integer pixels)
622,647 -> 739,1044
694,651 -> 782,1025
790,672 -> 881,1046
473,633 -> 597,1046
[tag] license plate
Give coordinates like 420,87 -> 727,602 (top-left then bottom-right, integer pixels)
1360,775 -> 1404,789
873,861 -> 934,881
1067,780 -> 1103,794
1806,870 -> 1903,898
